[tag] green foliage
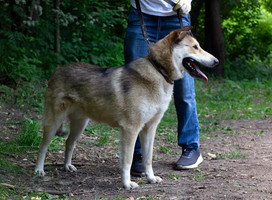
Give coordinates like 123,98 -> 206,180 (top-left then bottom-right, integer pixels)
262,0 -> 272,13
0,81 -> 45,113
0,0 -> 128,82
17,117 -> 41,147
221,0 -> 272,80
222,0 -> 261,59
59,0 -> 127,67
0,0 -> 271,82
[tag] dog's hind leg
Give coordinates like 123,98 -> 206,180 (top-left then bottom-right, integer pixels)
139,113 -> 164,184
35,111 -> 66,176
56,123 -> 69,137
64,113 -> 89,172
120,125 -> 141,190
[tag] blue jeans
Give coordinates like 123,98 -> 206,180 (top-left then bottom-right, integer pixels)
124,7 -> 199,155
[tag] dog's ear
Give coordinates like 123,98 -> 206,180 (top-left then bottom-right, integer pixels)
180,26 -> 193,32
179,31 -> 188,40
170,26 -> 193,42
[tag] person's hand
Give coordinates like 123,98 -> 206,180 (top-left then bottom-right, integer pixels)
173,0 -> 192,14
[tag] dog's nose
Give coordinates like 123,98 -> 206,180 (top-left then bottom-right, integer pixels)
213,59 -> 219,66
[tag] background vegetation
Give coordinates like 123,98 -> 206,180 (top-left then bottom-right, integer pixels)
0,0 -> 271,82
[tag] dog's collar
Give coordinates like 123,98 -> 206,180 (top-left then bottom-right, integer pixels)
148,56 -> 174,85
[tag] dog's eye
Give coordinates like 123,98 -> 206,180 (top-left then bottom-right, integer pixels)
193,45 -> 198,50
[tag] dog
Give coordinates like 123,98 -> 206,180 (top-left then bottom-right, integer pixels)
34,26 -> 218,190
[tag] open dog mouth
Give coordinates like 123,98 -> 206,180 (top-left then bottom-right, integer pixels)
182,58 -> 208,82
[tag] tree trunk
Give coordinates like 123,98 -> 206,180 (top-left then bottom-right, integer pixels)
30,0 -> 41,21
204,0 -> 224,76
54,0 -> 60,55
191,0 -> 204,35
10,0 -> 23,32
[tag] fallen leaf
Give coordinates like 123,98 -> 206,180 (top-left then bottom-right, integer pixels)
207,152 -> 217,159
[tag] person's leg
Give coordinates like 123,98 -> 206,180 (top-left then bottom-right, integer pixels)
159,14 -> 203,169
173,73 -> 203,169
174,73 -> 199,149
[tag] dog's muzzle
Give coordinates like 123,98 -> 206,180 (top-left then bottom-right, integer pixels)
182,58 -> 209,82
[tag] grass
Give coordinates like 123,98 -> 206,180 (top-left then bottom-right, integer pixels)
157,145 -> 172,154
218,148 -> 248,159
0,158 -> 22,174
192,168 -> 208,181
0,187 -> 69,200
0,81 -> 46,114
196,79 -> 272,121
85,124 -> 120,146
17,117 -> 41,147
168,173 -> 180,180
157,78 -> 272,142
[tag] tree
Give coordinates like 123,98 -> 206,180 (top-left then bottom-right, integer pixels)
204,0 -> 225,76
54,0 -> 60,55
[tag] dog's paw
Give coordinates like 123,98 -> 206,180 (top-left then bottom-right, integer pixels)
64,164 -> 77,172
34,169 -> 46,177
123,181 -> 139,190
147,175 -> 163,184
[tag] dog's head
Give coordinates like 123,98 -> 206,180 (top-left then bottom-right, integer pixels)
172,27 -> 219,82
149,27 -> 219,82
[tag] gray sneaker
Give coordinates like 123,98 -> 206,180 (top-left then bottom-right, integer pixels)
130,154 -> 145,177
174,148 -> 203,170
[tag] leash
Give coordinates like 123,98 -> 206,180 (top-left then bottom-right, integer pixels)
135,0 -> 183,43
162,0 -> 184,27
135,0 -> 150,45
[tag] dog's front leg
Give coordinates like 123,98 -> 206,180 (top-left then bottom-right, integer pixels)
120,127 -> 140,190
140,116 -> 163,184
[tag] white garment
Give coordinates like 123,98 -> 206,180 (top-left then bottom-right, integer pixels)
131,0 -> 177,16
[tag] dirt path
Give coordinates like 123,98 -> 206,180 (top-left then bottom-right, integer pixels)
1,105 -> 272,199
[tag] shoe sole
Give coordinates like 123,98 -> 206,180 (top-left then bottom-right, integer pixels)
130,170 -> 145,177
174,154 -> 203,170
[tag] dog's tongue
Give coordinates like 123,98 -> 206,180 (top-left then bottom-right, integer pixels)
195,66 -> 208,82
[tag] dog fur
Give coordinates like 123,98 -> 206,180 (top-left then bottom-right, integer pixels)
34,26 -> 218,189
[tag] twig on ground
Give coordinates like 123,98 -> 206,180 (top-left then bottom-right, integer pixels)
0,183 -> 15,189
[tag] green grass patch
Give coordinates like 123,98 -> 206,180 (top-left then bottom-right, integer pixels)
196,79 -> 272,121
193,168 -> 208,181
17,117 -> 41,147
0,141 -> 19,154
157,78 -> 272,142
0,187 -> 68,200
85,124 -> 119,146
0,81 -> 45,114
218,148 -> 248,159
157,145 -> 172,154
168,173 -> 180,180
0,157 -> 22,174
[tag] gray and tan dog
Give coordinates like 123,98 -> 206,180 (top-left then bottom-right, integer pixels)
34,26 -> 218,189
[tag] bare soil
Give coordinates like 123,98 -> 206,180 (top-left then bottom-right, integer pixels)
1,103 -> 272,199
